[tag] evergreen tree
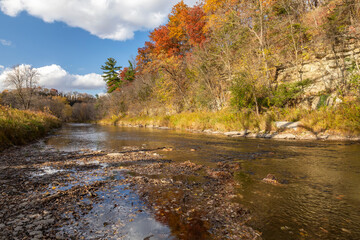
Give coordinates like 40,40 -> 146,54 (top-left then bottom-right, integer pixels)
101,58 -> 122,93
124,61 -> 136,82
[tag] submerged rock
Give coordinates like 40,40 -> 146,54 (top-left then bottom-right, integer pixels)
262,174 -> 280,185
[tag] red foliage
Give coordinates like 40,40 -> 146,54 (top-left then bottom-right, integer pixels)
136,41 -> 155,69
136,2 -> 208,70
186,5 -> 207,46
150,25 -> 180,56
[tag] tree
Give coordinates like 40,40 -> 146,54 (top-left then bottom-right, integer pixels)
4,65 -> 38,110
101,58 -> 122,93
119,60 -> 136,84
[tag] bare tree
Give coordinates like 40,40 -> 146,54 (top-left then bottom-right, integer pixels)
5,65 -> 38,110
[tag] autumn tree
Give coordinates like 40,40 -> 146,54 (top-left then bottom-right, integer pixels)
107,0 -> 360,117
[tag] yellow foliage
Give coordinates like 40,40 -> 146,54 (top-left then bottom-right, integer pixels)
203,0 -> 226,13
51,96 -> 68,104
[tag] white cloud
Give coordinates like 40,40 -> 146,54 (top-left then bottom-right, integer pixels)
36,64 -> 105,91
0,39 -> 11,46
0,66 -> 10,91
0,64 -> 105,92
0,0 -> 199,41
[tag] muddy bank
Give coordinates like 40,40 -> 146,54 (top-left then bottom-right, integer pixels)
0,143 -> 261,239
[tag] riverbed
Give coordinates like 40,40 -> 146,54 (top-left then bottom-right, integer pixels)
1,123 -> 360,239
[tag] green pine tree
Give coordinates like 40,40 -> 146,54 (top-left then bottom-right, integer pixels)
124,61 -> 135,82
101,58 -> 122,93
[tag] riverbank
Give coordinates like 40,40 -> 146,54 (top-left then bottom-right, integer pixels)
0,106 -> 61,150
98,105 -> 360,141
0,142 -> 261,239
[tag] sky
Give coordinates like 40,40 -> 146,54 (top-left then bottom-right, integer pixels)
0,0 -> 198,95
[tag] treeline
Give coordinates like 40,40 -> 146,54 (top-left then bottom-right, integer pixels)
0,86 -> 96,122
100,0 -> 360,118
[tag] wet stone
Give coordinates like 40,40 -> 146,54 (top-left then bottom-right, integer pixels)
29,214 -> 41,219
29,230 -> 43,236
34,225 -> 43,231
33,234 -> 44,240
55,232 -> 65,239
26,224 -> 35,229
14,226 -> 23,232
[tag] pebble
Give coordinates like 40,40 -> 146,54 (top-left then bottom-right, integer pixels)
29,230 -> 43,236
29,214 -> 41,219
14,226 -> 23,232
107,153 -> 123,157
34,225 -> 43,231
33,233 -> 43,240
26,224 -> 35,229
16,221 -> 23,226
55,232 -> 65,239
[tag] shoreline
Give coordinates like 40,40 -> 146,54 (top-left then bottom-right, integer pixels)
100,122 -> 360,142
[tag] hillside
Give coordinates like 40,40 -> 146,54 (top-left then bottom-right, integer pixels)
98,0 -> 360,136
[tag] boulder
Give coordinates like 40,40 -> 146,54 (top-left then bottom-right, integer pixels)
275,121 -> 300,130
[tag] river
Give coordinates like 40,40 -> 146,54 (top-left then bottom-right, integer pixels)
44,123 -> 360,240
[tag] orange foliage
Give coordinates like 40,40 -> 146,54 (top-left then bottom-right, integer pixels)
136,2 -> 207,69
186,5 -> 207,46
150,25 -> 180,56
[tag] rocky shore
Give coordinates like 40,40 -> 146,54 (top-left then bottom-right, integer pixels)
114,121 -> 360,141
0,142 -> 261,239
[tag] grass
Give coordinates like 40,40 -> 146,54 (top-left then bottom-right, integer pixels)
0,105 -> 61,150
99,100 -> 360,136
300,102 -> 360,135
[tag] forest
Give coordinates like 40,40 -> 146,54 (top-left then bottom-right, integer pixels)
1,0 -> 360,137
99,0 -> 360,135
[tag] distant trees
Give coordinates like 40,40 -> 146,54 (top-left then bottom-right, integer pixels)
4,65 -> 38,110
0,86 -> 97,122
101,58 -> 122,93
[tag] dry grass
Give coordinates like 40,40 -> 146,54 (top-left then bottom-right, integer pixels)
0,105 -> 61,150
99,100 -> 360,137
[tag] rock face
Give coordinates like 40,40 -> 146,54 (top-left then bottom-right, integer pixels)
276,42 -> 360,109
275,121 -> 300,130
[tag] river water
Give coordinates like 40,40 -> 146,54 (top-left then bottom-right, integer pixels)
45,123 -> 360,240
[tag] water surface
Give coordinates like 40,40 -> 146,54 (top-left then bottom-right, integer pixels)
45,124 -> 360,239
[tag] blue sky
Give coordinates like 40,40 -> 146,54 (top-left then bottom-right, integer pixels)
0,11 -> 148,75
0,0 -> 197,94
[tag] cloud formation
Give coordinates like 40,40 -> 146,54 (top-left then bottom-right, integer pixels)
0,0 -> 198,41
0,39 -> 12,46
0,64 -> 105,92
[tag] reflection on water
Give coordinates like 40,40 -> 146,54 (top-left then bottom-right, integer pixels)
56,167 -> 173,239
46,123 -> 360,239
